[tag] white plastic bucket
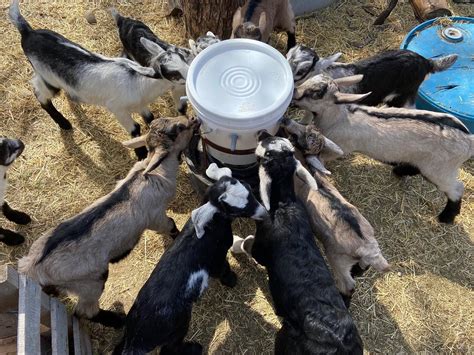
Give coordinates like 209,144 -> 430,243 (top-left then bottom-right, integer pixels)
186,39 -> 294,165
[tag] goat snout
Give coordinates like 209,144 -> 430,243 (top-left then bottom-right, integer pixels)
251,204 -> 268,220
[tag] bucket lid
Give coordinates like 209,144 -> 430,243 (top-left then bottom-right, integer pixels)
186,39 -> 294,130
401,17 -> 474,122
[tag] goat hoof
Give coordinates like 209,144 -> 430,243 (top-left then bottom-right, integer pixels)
88,309 -> 126,328
11,212 -> 31,225
220,270 -> 237,288
438,213 -> 455,224
0,233 -> 25,246
59,121 -> 73,130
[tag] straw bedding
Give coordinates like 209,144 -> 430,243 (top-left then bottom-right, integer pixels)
0,0 -> 472,353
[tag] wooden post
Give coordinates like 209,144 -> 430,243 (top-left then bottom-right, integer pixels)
17,274 -> 42,355
50,299 -> 69,355
181,0 -> 246,39
409,0 -> 452,22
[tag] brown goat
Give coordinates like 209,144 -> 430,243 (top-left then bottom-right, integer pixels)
231,0 -> 296,51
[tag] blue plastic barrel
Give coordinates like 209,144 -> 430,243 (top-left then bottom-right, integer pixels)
401,17 -> 474,133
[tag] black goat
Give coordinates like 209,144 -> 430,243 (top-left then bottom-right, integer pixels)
287,45 -> 458,108
251,131 -> 363,354
114,163 -> 267,355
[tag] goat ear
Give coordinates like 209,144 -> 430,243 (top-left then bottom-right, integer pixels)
188,39 -> 198,55
143,147 -> 169,174
258,166 -> 271,210
258,11 -> 267,31
316,52 -> 342,71
306,155 -> 331,175
334,74 -> 364,87
294,159 -> 318,190
206,31 -> 216,37
293,87 -> 306,100
256,130 -> 272,142
322,136 -> 344,157
140,37 -> 166,56
206,162 -> 232,180
122,135 -> 147,149
334,91 -> 371,104
191,201 -> 217,239
232,7 -> 242,36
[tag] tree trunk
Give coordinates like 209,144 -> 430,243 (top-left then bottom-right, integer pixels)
181,0 -> 246,40
409,0 -> 452,22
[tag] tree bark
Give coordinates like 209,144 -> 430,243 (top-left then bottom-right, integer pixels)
409,0 -> 452,22
181,0 -> 246,40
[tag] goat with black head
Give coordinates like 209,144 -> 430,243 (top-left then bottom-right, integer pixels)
243,131 -> 363,354
114,163 -> 267,355
0,138 -> 31,246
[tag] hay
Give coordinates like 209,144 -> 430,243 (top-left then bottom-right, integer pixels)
0,0 -> 472,353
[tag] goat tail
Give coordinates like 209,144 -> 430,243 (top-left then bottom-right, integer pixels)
9,0 -> 32,36
109,7 -> 122,26
430,54 -> 458,73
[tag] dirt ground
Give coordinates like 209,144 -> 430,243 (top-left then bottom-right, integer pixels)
0,0 -> 473,354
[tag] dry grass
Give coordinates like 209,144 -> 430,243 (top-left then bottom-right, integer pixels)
0,0 -> 473,353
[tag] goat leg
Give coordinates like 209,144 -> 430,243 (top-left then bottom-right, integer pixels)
218,259 -> 237,288
2,201 -> 31,225
0,228 -> 25,246
373,0 -> 399,25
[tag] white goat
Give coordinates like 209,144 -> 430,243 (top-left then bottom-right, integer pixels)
293,74 -> 473,224
9,0 -> 189,159
18,116 -> 199,328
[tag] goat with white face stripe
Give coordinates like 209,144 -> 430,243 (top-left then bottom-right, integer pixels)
0,138 -> 31,246
293,73 -> 474,224
9,0 -> 188,160
114,163 -> 266,355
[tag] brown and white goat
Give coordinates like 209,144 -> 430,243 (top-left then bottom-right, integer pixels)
231,0 -> 296,51
281,118 -> 390,301
293,74 -> 474,224
18,115 -> 199,328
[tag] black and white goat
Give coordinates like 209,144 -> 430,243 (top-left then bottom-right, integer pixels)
113,163 -> 267,355
231,0 -> 296,51
18,115 -> 199,328
9,0 -> 189,159
293,74 -> 474,224
109,8 -> 194,117
287,45 -> 458,109
188,31 -> 220,56
280,118 -> 390,302
0,138 -> 31,246
246,132 -> 363,354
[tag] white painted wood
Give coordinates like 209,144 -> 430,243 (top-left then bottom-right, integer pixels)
50,298 -> 68,355
17,273 -> 42,355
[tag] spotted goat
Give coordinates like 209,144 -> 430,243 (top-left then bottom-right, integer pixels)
113,163 -> 267,355
18,116 -> 199,328
9,0 -> 189,159
231,0 -> 296,51
293,74 -> 474,224
0,138 -> 31,246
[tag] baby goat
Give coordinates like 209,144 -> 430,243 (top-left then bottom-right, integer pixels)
188,31 -> 220,56
281,118 -> 390,302
110,8 -> 193,117
18,116 -> 199,328
293,74 -> 473,224
249,131 -> 363,354
287,45 -> 458,108
9,0 -> 188,159
1,138 -> 31,246
231,0 -> 296,51
113,163 -> 267,354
